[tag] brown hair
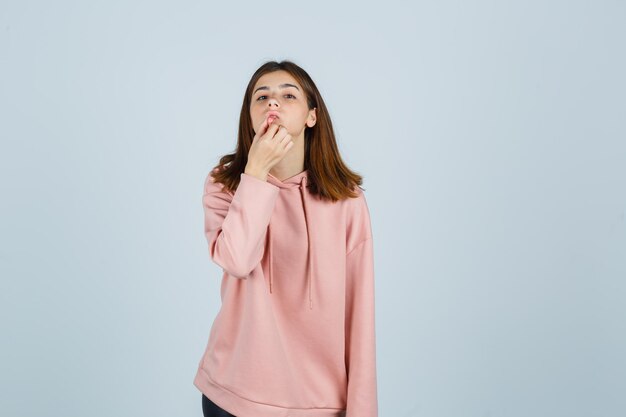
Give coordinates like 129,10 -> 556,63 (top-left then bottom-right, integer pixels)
209,60 -> 364,202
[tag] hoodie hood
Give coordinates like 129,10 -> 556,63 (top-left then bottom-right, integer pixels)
265,170 -> 315,309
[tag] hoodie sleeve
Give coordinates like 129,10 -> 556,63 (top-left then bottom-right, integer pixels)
344,196 -> 378,417
202,171 -> 279,278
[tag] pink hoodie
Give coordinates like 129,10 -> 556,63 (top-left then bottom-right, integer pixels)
193,168 -> 378,417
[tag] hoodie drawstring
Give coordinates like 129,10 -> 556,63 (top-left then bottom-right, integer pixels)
300,175 -> 313,310
266,172 -> 314,310
268,222 -> 274,294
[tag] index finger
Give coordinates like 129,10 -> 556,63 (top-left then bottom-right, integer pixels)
257,114 -> 273,136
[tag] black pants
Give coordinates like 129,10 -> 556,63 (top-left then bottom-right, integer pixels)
202,393 -> 236,417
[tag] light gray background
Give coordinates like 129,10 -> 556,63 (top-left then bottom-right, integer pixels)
1,1 -> 624,416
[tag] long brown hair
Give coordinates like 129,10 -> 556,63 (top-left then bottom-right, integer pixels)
210,60 -> 364,202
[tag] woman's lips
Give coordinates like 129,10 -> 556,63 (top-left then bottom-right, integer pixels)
267,112 -> 280,124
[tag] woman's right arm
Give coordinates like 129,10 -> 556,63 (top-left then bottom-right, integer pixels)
202,170 -> 279,278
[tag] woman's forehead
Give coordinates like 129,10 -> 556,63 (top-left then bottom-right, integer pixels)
254,71 -> 301,90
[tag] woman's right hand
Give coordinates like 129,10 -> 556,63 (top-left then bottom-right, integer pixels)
245,115 -> 294,180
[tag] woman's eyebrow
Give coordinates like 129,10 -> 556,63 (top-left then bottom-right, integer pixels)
253,83 -> 300,95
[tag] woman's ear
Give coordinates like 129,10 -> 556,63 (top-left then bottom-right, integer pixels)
307,107 -> 317,128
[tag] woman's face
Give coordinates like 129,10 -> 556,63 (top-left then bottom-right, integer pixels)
250,70 -> 316,141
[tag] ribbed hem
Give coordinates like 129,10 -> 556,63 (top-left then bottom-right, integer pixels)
193,366 -> 346,417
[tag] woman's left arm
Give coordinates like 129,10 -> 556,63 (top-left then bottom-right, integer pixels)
344,194 -> 378,417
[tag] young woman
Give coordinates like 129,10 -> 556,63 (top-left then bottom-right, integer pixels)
193,60 -> 378,417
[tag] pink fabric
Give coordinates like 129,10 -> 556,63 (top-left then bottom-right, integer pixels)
193,168 -> 378,417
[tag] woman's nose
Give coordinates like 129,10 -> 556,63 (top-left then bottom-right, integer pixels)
267,96 -> 279,107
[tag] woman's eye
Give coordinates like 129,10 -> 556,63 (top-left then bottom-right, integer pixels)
256,94 -> 296,101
